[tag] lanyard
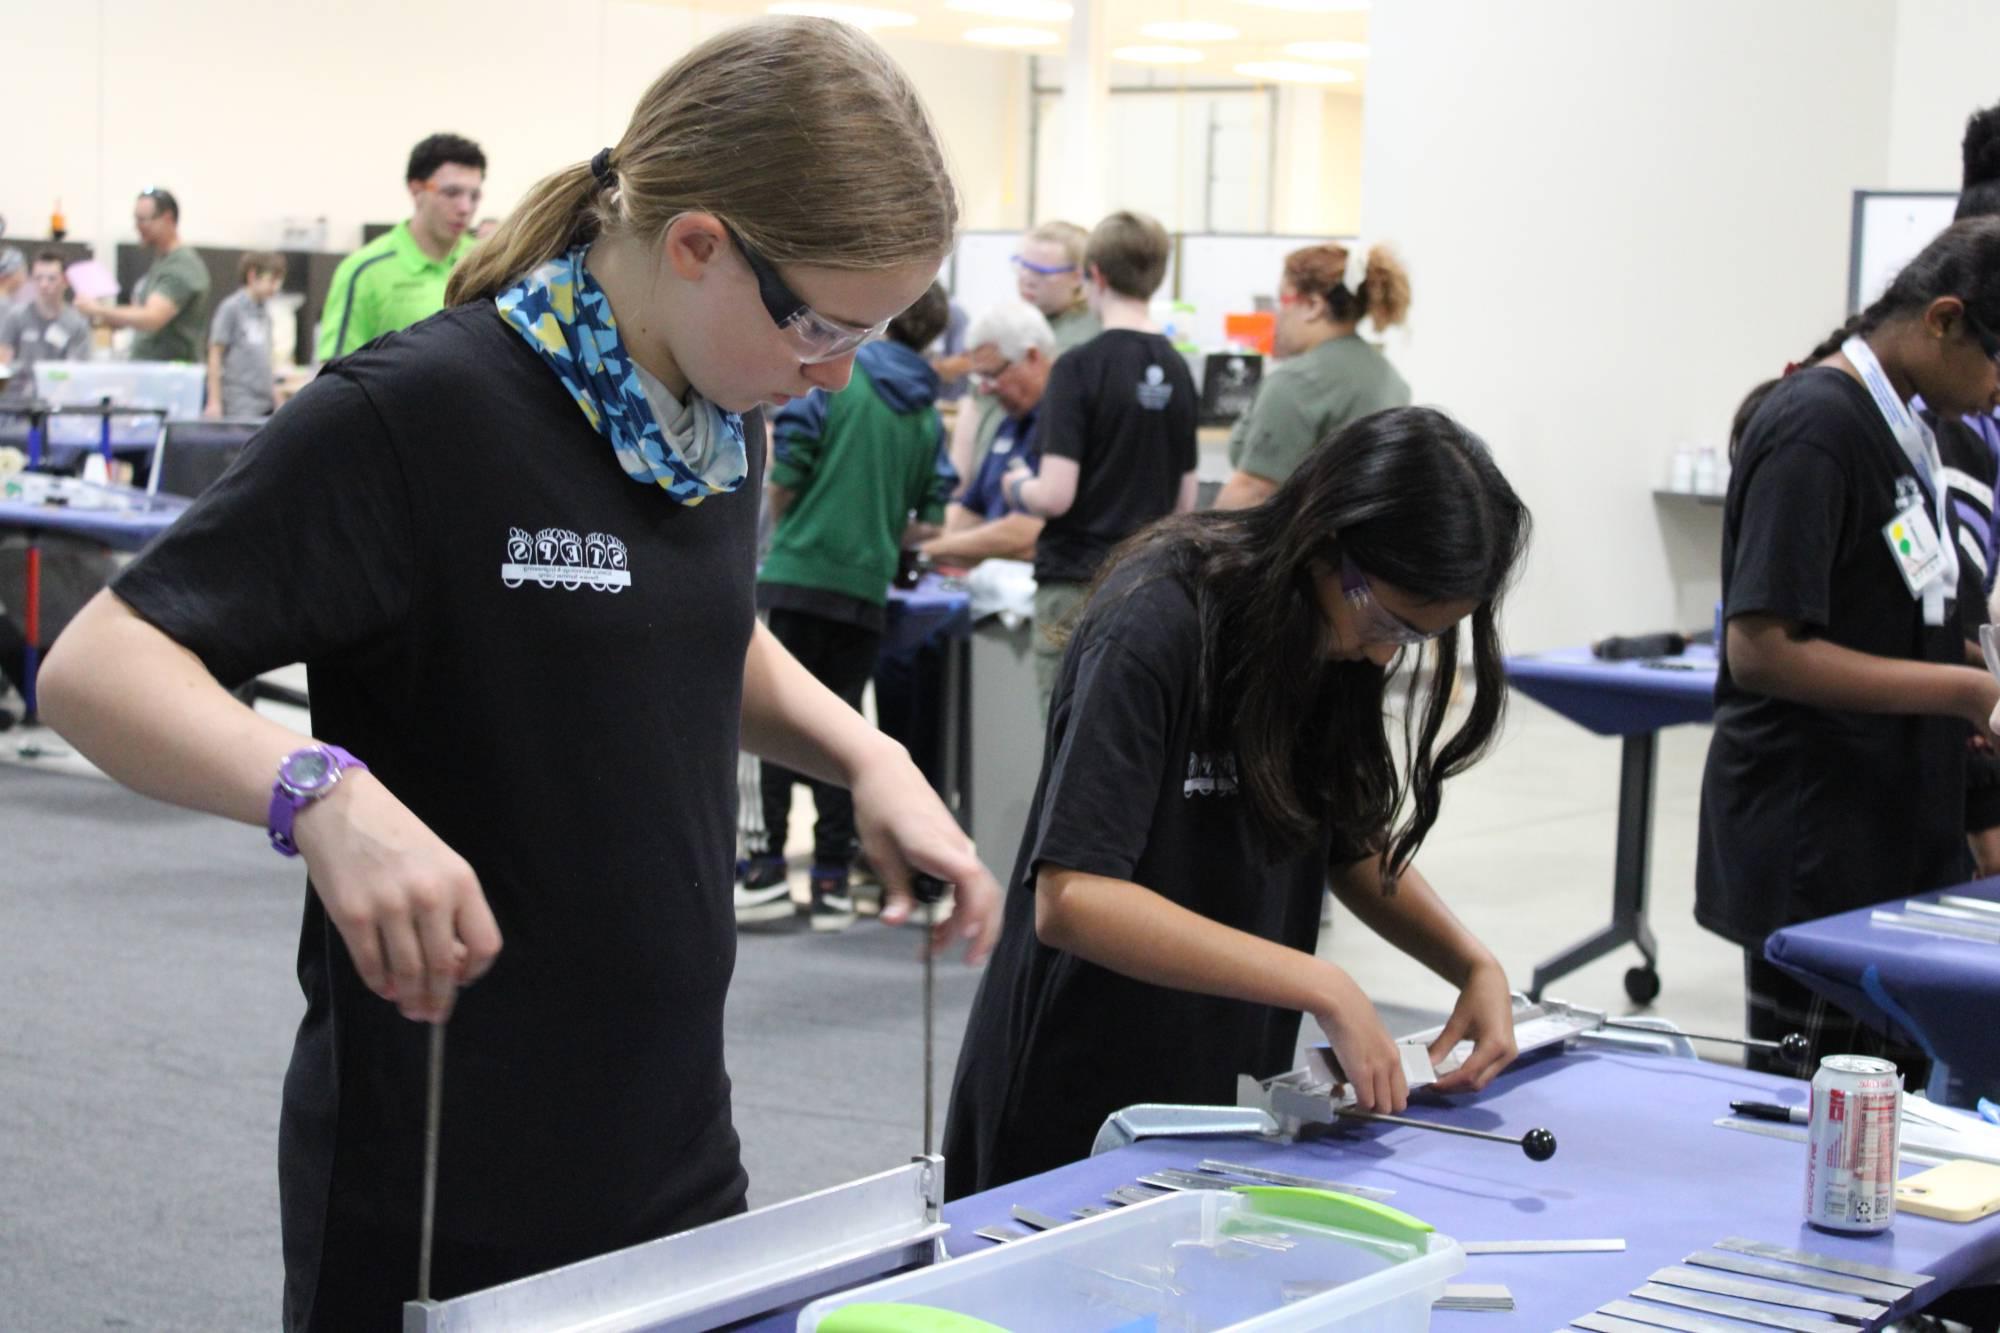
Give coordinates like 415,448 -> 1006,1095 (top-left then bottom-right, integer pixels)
1843,337 -> 1958,619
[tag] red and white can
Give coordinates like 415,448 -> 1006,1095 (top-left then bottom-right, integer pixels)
1804,1054 -> 1903,1233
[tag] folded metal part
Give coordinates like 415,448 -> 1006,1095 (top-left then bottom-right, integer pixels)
1645,1265 -> 1885,1320
1683,1248 -> 1908,1302
1712,1236 -> 1933,1290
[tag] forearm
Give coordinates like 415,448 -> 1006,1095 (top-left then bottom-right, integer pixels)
207,351 -> 225,405
1175,469 -> 1199,514
1330,855 -> 1499,989
1730,617 -> 1987,720
1035,866 -> 1342,1013
766,483 -> 797,523
923,514 -> 1042,563
38,590 -> 314,826
739,619 -> 898,787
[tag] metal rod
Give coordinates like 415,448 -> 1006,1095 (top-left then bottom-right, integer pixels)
1336,1107 -> 1556,1160
418,1020 -> 445,1302
1599,1019 -> 1807,1063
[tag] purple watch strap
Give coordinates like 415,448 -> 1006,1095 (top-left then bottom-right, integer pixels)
268,744 -> 367,857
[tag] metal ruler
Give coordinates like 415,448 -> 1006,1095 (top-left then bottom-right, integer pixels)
1464,1238 -> 1624,1254
1713,1236 -> 1933,1290
1646,1265 -> 1885,1320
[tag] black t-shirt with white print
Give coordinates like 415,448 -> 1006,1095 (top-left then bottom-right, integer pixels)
943,553 -> 1346,1197
1033,329 -> 1198,585
1696,368 -> 1969,948
111,303 -> 764,1330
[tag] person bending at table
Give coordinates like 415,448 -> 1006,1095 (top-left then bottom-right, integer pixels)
1698,218 -> 2000,1077
943,406 -> 1530,1197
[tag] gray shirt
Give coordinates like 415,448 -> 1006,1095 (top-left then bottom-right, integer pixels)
208,288 -> 275,417
0,302 -> 93,395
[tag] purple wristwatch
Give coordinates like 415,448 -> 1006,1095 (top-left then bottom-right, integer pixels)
268,744 -> 368,856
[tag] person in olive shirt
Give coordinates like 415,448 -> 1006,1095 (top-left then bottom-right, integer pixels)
76,188 -> 212,363
315,133 -> 486,361
1214,243 -> 1412,510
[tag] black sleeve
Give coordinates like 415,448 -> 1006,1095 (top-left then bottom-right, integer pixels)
111,370 -> 414,687
1037,349 -> 1090,463
1173,356 -> 1199,473
1725,436 -> 1849,632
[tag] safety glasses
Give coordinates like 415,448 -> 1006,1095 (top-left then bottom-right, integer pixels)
1011,254 -> 1077,278
721,221 -> 886,365
1339,551 -> 1443,647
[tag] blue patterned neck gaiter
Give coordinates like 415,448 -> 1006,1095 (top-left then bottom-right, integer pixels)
496,245 -> 746,506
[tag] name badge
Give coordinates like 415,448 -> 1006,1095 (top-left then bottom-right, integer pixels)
1884,503 -> 1946,599
43,324 -> 70,351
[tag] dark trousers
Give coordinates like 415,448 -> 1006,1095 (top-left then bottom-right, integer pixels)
759,608 -> 882,868
1743,951 -> 1930,1086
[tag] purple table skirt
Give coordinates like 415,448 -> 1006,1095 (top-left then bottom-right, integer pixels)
882,575 -> 971,658
738,1046 -> 2000,1330
1768,876 -> 2000,1091
1505,645 -> 1718,737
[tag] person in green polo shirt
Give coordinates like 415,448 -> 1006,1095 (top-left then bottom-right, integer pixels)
76,188 -> 212,363
1213,242 -> 1414,510
315,133 -> 486,361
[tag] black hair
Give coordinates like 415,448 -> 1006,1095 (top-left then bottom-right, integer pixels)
888,281 -> 950,352
137,188 -> 179,222
1095,406 -> 1530,888
407,133 -> 487,184
32,249 -> 67,269
1958,102 -> 2000,221
1731,216 -> 2000,460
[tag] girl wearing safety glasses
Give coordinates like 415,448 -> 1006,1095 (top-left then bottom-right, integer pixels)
39,20 -> 999,1328
943,405 -> 1531,1197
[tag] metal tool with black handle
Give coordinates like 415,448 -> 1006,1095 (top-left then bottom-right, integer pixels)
912,874 -> 949,1156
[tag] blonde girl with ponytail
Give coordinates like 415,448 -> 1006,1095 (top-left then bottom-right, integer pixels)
1214,242 -> 1414,510
39,19 -> 999,1328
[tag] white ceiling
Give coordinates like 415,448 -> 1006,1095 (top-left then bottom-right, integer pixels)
688,0 -> 1372,90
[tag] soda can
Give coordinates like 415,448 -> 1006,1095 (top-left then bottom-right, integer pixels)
1804,1054 -> 1903,1232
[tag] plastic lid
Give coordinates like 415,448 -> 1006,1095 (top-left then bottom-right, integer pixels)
1231,1185 -> 1434,1249
817,1301 -> 1014,1333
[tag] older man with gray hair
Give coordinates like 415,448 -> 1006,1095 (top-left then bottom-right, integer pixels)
921,301 -> 1058,567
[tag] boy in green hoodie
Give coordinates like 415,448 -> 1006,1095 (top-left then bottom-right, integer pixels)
740,282 -> 955,930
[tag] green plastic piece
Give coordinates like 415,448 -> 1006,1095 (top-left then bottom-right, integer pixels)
1232,1185 -> 1434,1249
817,1302 -> 1013,1333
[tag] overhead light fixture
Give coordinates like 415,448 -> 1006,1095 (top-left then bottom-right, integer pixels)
1112,44 -> 1203,64
946,0 -> 1073,20
1233,60 -> 1358,84
767,2 -> 918,28
1140,20 -> 1239,40
1283,40 -> 1368,60
963,25 -> 1061,45
1232,0 -> 1369,12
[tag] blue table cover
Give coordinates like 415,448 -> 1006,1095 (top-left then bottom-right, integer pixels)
0,494 -> 185,552
1768,877 -> 2000,1095
882,575 -> 971,658
1504,645 -> 1717,737
741,1046 -> 2000,1330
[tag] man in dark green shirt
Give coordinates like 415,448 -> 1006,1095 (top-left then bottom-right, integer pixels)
316,133 -> 486,361
76,188 -> 212,363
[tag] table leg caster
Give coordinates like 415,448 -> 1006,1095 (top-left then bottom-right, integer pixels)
1624,965 -> 1661,1005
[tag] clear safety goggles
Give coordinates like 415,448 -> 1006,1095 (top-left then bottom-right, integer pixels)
722,221 -> 886,365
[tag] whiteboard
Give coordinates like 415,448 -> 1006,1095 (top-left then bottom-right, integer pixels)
1848,190 -> 1957,313
1176,233 -> 1347,353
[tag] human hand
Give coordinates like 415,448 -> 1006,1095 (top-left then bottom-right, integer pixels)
1426,959 -> 1519,1094
202,401 -> 222,420
76,298 -> 106,321
850,743 -> 1001,964
293,771 -> 503,1022
1312,964 -> 1407,1113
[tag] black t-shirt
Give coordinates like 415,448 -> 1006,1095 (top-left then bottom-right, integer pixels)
1696,368 -> 1970,947
1033,329 -> 1198,585
112,304 -> 764,1330
942,555 -> 1334,1197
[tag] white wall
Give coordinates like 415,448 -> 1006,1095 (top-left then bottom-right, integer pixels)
1886,0 -> 2000,189
1363,0 -> 1901,652
0,0 -> 1030,261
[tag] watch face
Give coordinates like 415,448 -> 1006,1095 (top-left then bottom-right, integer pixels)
280,748 -> 334,794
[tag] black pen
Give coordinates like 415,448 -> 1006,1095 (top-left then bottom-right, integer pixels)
1731,1100 -> 1808,1125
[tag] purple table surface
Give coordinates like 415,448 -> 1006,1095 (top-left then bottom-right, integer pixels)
1768,876 -> 2000,1087
1504,644 -> 1717,737
881,575 -> 971,658
739,1047 -> 2000,1331
0,494 -> 185,552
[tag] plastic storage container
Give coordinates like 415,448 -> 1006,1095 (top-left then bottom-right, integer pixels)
31,360 -> 204,449
798,1186 -> 1464,1333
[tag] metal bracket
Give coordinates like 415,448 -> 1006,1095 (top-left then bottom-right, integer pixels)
401,1155 -> 946,1332
1087,1103 -> 1280,1156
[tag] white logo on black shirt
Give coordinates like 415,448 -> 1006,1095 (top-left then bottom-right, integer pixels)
1136,364 -> 1174,411
1184,751 -> 1239,797
501,525 -> 631,591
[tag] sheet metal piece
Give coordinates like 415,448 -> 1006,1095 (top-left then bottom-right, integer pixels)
1464,1238 -> 1625,1254
1629,1283 -> 1843,1333
1138,1168 -> 1237,1192
1714,1236 -> 1934,1290
973,1226 -> 1023,1244
1574,1316 -> 1673,1333
1196,1158 -> 1397,1201
1008,1205 -> 1065,1232
1684,1248 -> 1908,1302
1107,1185 -> 1165,1206
1939,893 -> 2000,916
1647,1266 -> 1885,1320
1594,1298 -> 1755,1333
1435,1282 -> 1513,1311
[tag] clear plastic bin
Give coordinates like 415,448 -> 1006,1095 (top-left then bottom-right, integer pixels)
798,1186 -> 1464,1333
30,361 -> 203,448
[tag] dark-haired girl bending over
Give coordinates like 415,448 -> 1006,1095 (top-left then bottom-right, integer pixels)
1698,217 -> 2000,1073
943,406 -> 1531,1196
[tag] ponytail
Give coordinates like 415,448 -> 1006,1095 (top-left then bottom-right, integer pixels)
1357,245 -> 1411,331
447,162 -> 606,306
1284,241 -> 1411,333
